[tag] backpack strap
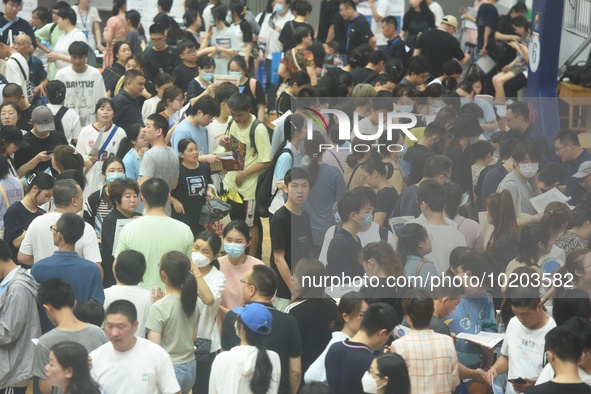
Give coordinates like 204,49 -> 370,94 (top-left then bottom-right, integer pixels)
249,119 -> 262,154
49,22 -> 57,35
378,225 -> 388,241
327,149 -> 344,172
415,261 -> 426,277
10,57 -> 27,81
55,106 -> 69,123
346,162 -> 362,190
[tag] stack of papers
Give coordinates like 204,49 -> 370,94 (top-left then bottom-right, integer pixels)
529,187 -> 573,214
456,332 -> 504,348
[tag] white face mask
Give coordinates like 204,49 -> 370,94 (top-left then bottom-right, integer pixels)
361,371 -> 384,393
191,252 -> 210,268
518,162 -> 539,179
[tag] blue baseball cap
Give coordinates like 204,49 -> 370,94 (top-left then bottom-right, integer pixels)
232,303 -> 273,336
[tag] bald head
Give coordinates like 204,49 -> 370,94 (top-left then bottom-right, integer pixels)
13,33 -> 31,57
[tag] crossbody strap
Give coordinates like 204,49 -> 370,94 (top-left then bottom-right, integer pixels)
0,183 -> 10,207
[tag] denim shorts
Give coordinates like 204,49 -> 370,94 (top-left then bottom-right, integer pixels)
174,359 -> 197,394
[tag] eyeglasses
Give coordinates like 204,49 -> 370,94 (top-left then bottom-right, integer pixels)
240,278 -> 253,286
554,144 -> 569,153
49,225 -> 58,233
505,116 -> 518,122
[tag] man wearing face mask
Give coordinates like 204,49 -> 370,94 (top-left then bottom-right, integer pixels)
327,189 -> 372,278
497,142 -> 542,216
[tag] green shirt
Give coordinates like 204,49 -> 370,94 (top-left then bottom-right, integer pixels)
146,294 -> 199,364
35,23 -> 64,81
114,215 -> 194,291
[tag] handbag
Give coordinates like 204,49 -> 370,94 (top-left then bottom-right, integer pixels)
198,198 -> 232,226
194,315 -> 216,362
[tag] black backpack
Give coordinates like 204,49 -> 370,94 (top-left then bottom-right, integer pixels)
563,50 -> 591,88
53,106 -> 69,138
224,118 -> 263,154
255,147 -> 292,218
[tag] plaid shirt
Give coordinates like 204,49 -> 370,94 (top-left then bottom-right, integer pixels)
391,329 -> 460,394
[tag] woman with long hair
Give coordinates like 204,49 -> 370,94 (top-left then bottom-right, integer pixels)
556,202 -> 591,255
228,55 -> 266,122
301,131 -> 347,256
72,0 -> 103,53
156,85 -> 184,128
442,181 -> 485,251
4,172 -> 53,262
286,258 -> 338,373
125,9 -> 146,55
362,353 -> 411,394
102,41 -> 132,96
361,158 -> 397,227
118,123 -> 149,180
209,303 -> 281,393
485,190 -> 520,271
505,222 -> 554,285
210,4 -> 231,76
539,202 -> 572,273
170,138 -> 215,237
377,130 -> 406,194
0,155 -> 24,234
397,223 -> 438,282
76,98 -> 127,195
401,0 -> 435,50
51,145 -> 85,175
45,342 -> 101,394
228,2 -> 254,75
102,0 -> 127,68
0,124 -> 29,176
147,251 -> 201,394
192,231 -> 226,394
557,249 -> 591,297
305,292 -> 368,383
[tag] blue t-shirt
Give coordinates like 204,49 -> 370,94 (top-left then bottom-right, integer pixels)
170,119 -> 210,155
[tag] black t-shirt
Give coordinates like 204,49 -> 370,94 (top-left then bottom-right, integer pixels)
404,143 -> 428,172
385,36 -> 409,65
17,104 -> 35,132
13,130 -> 67,174
496,14 -> 518,68
172,63 -> 199,91
276,91 -> 293,116
3,201 -> 44,264
113,90 -> 144,131
239,78 -> 266,116
350,67 -> 378,85
446,147 -> 473,198
334,14 -> 374,56
327,228 -> 364,277
0,13 -> 36,48
375,186 -> 398,219
141,45 -> 181,82
270,205 -> 313,299
358,278 -> 404,322
286,298 -> 338,374
279,21 -> 315,52
415,29 -> 465,77
101,209 -> 141,287
476,3 -> 499,51
221,303 -> 302,394
527,382 -> 591,394
402,9 -> 435,49
325,339 -> 375,394
102,63 -> 125,97
171,162 -> 212,234
318,0 -> 339,43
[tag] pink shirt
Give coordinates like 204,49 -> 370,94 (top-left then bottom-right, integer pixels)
103,14 -> 126,68
218,255 -> 265,310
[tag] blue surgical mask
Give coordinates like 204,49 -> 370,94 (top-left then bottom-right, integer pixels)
229,71 -> 243,78
460,97 -> 471,106
210,16 -> 214,24
106,172 -> 125,183
356,212 -> 373,228
430,100 -> 442,109
400,144 -> 408,155
274,4 -> 284,13
324,55 -> 333,61
201,72 -> 214,82
224,242 -> 245,258
398,105 -> 414,113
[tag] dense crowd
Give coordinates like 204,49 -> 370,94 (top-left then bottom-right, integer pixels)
0,0 -> 589,393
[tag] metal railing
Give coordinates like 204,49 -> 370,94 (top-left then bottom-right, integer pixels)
564,0 -> 591,38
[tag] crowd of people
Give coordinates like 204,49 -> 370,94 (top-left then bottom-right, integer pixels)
0,0 -> 589,393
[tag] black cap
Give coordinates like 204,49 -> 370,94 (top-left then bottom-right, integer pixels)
0,125 -> 28,148
451,113 -> 484,138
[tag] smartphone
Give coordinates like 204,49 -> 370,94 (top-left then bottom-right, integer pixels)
45,150 -> 53,155
509,378 -> 527,384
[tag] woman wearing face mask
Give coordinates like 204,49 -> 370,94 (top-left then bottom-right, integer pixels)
218,220 -> 265,315
84,156 -> 126,241
76,98 -> 127,195
397,223 -> 439,286
187,57 -> 216,101
209,303 -> 281,393
362,353 -> 411,394
191,230 -> 225,394
170,138 -> 215,238
100,177 -> 141,287
228,55 -> 267,122
305,292 -> 368,383
360,158 -> 397,228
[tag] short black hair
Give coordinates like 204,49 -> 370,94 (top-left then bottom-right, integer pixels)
552,288 -> 591,326
295,0 -> 311,16
538,163 -> 565,188
471,140 -> 494,161
340,0 -> 356,10
123,69 -> 144,86
369,50 -> 388,65
423,122 -> 447,139
154,73 -> 173,88
287,70 -> 311,87
147,113 -> 170,139
214,82 -> 240,103
47,80 -> 66,105
186,96 -> 221,117
158,0 -> 172,12
176,40 -> 196,56
140,177 -> 170,208
507,101 -> 530,120
407,56 -> 429,76
434,106 -> 457,127
545,325 -> 583,363
55,213 -> 85,245
57,6 -> 76,25
360,302 -> 398,335
114,250 -> 146,285
337,189 -> 371,223
0,239 -> 12,261
499,130 -> 525,160
68,41 -> 89,57
416,180 -> 445,212
285,167 -> 309,186
423,154 -> 453,179
442,60 -> 463,76
149,23 -> 166,35
227,93 -> 252,113
37,278 -> 75,309
512,141 -> 541,163
74,300 -> 105,327
106,299 -> 137,324
402,289 -> 433,329
56,170 -> 86,192
374,73 -> 395,87
249,265 -> 278,297
459,103 -> 484,119
381,15 -> 398,30
509,285 -> 541,310
293,26 -> 311,45
554,129 -> 581,146
2,83 -> 23,99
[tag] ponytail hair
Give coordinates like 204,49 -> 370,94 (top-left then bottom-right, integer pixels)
330,291 -> 366,331
113,0 -> 126,15
517,222 -> 552,265
397,223 -> 429,263
238,316 -> 273,393
361,157 -> 394,179
116,123 -> 142,159
274,114 -> 305,159
541,202 -> 573,233
159,251 -> 198,317
303,130 -> 325,188
361,241 -> 404,277
53,145 -> 85,173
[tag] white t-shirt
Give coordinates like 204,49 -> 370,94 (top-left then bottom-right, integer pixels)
429,1 -> 444,26
211,26 -> 233,75
305,331 -> 350,383
209,345 -> 281,394
47,103 -> 82,144
72,5 -> 102,50
19,211 -> 101,264
76,123 -> 127,196
196,266 -> 226,352
103,285 -> 151,338
5,53 -> 29,103
141,96 -> 160,123
319,222 -> 398,265
55,65 -> 107,128
536,363 -> 591,386
52,28 -> 88,72
258,11 -> 294,59
90,338 -> 181,394
206,117 -> 230,193
501,316 -> 557,394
